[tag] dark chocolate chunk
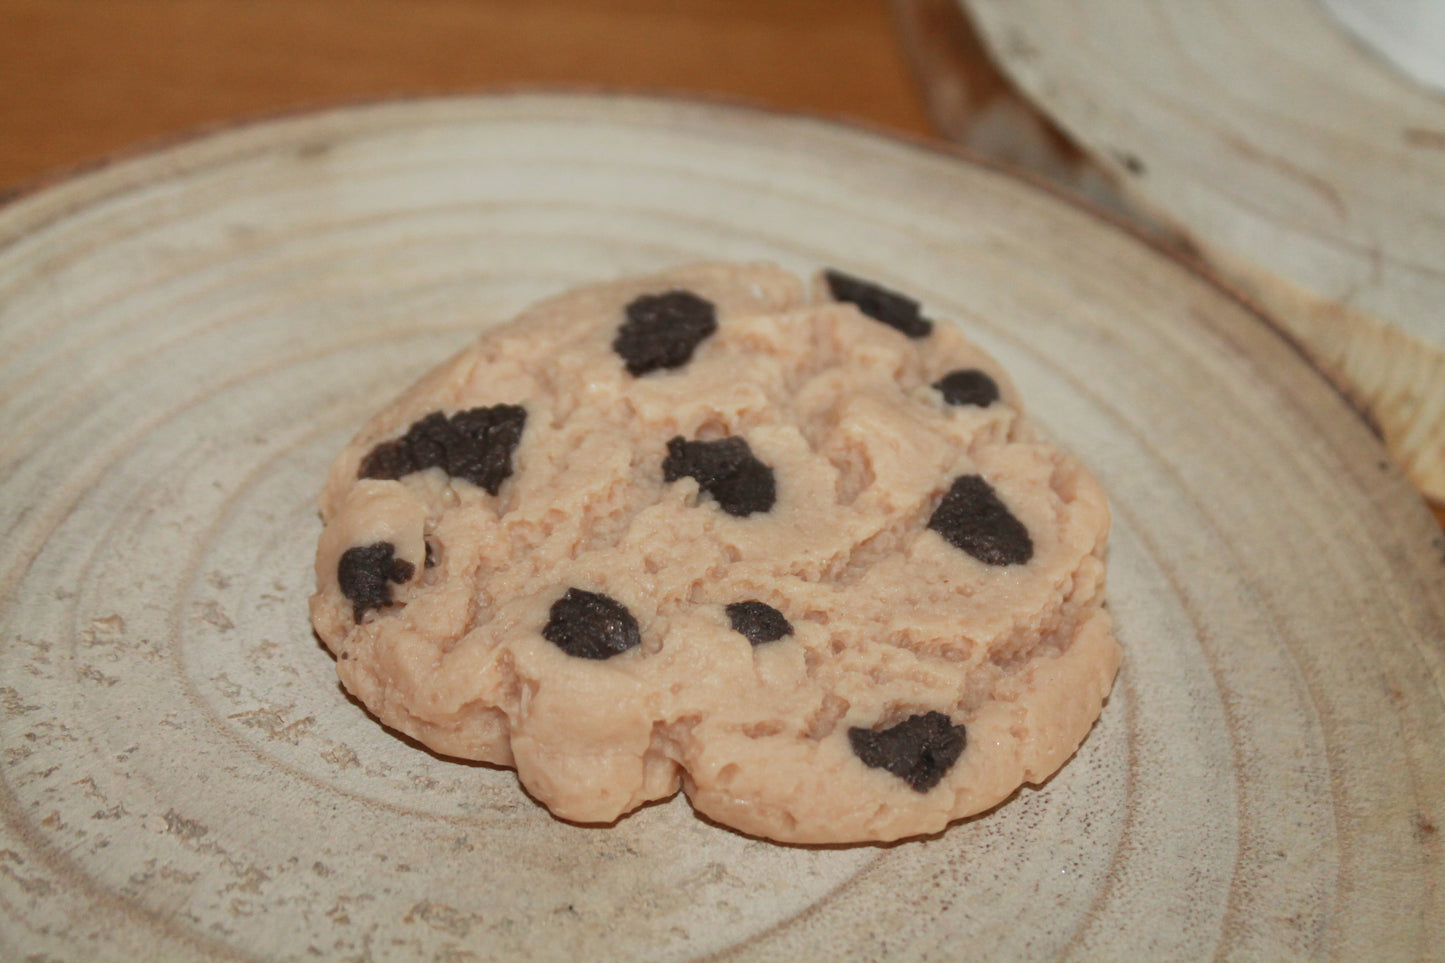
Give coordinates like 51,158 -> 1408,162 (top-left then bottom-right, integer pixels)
663,436 -> 776,517
726,600 -> 793,646
542,588 -> 642,660
612,290 -> 718,376
823,269 -> 933,339
848,711 -> 967,792
359,404 -> 526,495
337,542 -> 415,622
928,474 -> 1033,565
933,368 -> 1000,408
356,437 -> 415,482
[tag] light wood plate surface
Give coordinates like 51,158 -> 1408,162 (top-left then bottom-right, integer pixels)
1,94 -> 1442,961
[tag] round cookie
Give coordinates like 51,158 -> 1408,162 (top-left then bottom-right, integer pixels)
310,262 -> 1121,844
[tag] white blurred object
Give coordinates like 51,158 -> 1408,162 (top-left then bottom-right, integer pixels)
1319,0 -> 1445,93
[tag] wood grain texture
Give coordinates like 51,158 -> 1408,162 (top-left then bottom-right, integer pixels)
0,0 -> 932,190
0,95 -> 1442,961
960,0 -> 1445,507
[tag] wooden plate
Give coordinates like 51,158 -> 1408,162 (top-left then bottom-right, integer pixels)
1,94 -> 1441,961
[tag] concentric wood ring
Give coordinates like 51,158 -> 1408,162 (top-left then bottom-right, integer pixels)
1,94 -> 1441,960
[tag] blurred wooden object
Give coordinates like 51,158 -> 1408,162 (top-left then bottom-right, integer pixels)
891,0 -> 1131,221
0,0 -> 932,194
928,0 -> 1445,507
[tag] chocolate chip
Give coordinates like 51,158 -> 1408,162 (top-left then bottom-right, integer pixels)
927,474 -> 1033,565
359,405 -> 526,495
933,369 -> 1000,408
542,588 -> 642,660
848,711 -> 966,792
356,437 -> 415,481
612,290 -> 718,376
338,542 -> 415,622
726,600 -> 793,645
823,269 -> 933,339
663,436 -> 776,517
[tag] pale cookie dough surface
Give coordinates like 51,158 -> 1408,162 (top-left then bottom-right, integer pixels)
310,262 -> 1120,844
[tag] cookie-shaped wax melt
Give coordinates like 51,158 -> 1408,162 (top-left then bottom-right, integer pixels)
310,262 -> 1120,843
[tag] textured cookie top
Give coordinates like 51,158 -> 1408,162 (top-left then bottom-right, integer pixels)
310,263 -> 1119,844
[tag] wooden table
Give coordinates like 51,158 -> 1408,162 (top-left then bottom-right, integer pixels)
0,0 -> 932,194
